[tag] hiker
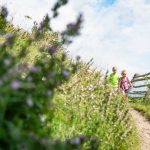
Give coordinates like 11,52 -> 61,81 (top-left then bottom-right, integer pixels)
119,70 -> 133,100
108,66 -> 120,93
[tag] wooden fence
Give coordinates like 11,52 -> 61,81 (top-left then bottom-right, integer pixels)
129,72 -> 150,98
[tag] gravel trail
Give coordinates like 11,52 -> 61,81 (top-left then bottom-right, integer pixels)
129,108 -> 150,150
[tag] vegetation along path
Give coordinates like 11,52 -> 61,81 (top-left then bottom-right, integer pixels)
129,108 -> 150,150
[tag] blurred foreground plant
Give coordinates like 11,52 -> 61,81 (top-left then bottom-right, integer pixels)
0,4 -> 86,150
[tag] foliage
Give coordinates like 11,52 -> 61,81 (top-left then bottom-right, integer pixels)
130,97 -> 150,120
0,4 -> 138,150
0,5 -> 82,149
50,63 -> 138,150
131,103 -> 150,120
0,6 -> 8,29
52,0 -> 68,18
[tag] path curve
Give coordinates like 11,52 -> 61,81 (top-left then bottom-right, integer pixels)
129,108 -> 150,150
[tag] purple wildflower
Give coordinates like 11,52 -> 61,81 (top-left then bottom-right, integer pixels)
79,135 -> 88,142
67,23 -> 74,29
62,69 -> 69,78
67,23 -> 79,34
61,31 -> 66,36
31,66 -> 41,72
48,45 -> 57,55
6,32 -> 14,43
18,64 -> 29,71
38,22 -> 43,33
76,55 -> 81,61
70,137 -> 80,145
66,14 -> 83,36
1,6 -> 8,17
0,80 -> 3,85
26,98 -> 33,107
8,68 -> 15,75
47,90 -> 52,96
108,101 -> 112,105
4,59 -> 11,66
27,76 -> 32,81
11,80 -> 20,89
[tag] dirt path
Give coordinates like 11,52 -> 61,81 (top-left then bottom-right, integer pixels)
129,108 -> 150,150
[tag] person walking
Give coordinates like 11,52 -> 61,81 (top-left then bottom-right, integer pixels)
108,66 -> 120,92
119,70 -> 133,101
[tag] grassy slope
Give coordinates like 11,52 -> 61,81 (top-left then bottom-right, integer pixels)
129,97 -> 150,120
130,103 -> 150,120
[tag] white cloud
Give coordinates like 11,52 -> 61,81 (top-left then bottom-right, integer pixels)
1,0 -> 56,30
67,0 -> 150,77
1,0 -> 150,78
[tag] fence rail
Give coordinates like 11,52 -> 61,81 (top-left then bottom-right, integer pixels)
129,72 -> 150,98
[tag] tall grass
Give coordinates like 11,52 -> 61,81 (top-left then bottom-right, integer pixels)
50,63 -> 138,149
130,97 -> 150,120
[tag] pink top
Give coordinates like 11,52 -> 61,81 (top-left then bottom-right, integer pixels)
119,77 -> 130,90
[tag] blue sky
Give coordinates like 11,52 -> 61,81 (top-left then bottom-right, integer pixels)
102,0 -> 116,6
1,0 -> 150,78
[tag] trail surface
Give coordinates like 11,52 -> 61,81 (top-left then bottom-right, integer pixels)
129,108 -> 150,150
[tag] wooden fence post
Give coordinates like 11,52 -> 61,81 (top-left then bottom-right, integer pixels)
129,72 -> 150,99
